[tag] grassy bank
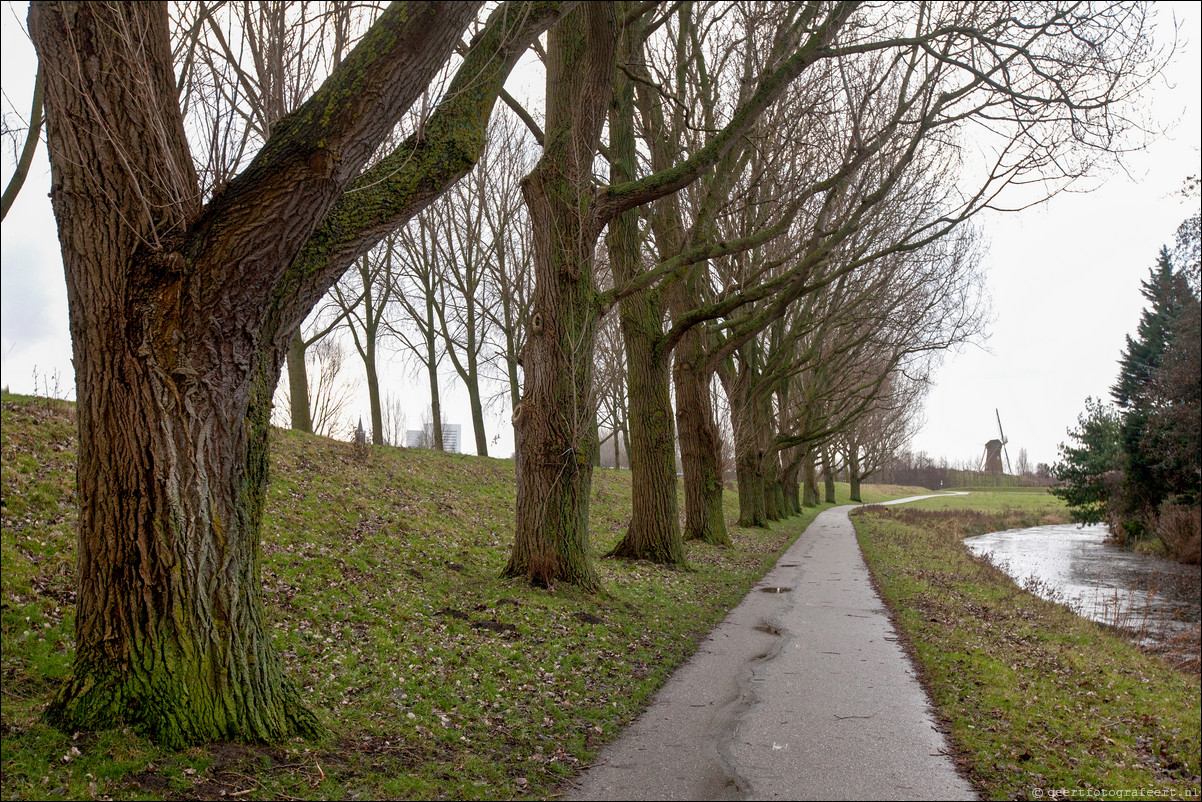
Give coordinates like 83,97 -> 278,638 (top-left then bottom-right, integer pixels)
1,392 -> 923,800
853,492 -> 1201,800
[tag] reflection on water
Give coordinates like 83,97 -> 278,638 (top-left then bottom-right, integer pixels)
964,524 -> 1201,645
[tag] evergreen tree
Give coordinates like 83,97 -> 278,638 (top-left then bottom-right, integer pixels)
1142,274 -> 1202,506
1051,398 -> 1123,525
1110,247 -> 1195,533
1111,247 -> 1187,408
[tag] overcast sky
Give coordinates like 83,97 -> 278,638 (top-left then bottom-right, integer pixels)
2,3 -> 1200,470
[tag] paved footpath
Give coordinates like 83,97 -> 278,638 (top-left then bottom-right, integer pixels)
563,497 -> 977,801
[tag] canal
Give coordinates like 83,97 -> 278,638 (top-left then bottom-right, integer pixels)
963,523 -> 1200,658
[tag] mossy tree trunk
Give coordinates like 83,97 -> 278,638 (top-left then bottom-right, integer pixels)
608,286 -> 684,563
507,0 -> 838,582
604,17 -> 685,566
763,449 -> 784,521
673,333 -> 730,545
728,360 -> 770,528
506,4 -> 619,589
48,333 -> 319,747
31,0 -> 564,745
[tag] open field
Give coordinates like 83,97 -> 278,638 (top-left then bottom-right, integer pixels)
0,392 -> 922,801
908,487 -> 1072,519
853,491 -> 1201,800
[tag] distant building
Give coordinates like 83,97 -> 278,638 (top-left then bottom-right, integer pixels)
405,423 -> 462,453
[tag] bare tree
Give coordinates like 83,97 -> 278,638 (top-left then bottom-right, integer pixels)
429,148 -> 498,456
1015,447 -> 1033,477
381,390 -> 408,448
507,2 -> 865,586
391,209 -> 448,451
307,337 -> 359,438
330,236 -> 402,445
30,0 -> 569,745
479,109 -> 537,418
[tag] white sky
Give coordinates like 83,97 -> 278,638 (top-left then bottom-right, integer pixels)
2,3 -> 1200,469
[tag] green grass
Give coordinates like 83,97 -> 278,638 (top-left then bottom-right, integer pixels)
852,492 -> 1201,800
0,392 -> 926,800
904,487 -> 1071,521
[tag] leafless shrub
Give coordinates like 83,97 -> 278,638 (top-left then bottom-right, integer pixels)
1156,504 -> 1202,565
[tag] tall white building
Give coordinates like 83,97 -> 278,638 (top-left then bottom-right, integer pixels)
405,423 -> 462,453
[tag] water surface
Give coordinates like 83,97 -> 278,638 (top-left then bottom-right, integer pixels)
963,524 -> 1200,644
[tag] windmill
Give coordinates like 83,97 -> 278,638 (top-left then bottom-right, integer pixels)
980,409 -> 1012,474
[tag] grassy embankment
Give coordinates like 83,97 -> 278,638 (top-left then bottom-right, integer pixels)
853,490 -> 1201,800
0,392 -> 925,801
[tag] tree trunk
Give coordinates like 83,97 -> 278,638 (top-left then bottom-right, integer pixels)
848,443 -> 863,503
506,5 -> 618,589
673,336 -> 730,545
823,448 -> 837,504
803,449 -> 819,507
32,2 -> 332,746
466,357 -> 488,456
593,411 -> 602,467
286,329 -> 313,433
607,303 -> 683,563
604,23 -> 684,565
49,340 -> 320,748
505,154 -> 603,585
365,330 -> 383,445
763,449 -> 784,521
31,0 -> 563,746
782,458 -> 801,515
425,289 -> 444,451
454,287 -> 489,456
731,392 -> 768,527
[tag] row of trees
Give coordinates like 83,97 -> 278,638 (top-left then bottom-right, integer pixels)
1052,207 -> 1201,561
876,449 -> 1053,490
24,0 -> 1159,747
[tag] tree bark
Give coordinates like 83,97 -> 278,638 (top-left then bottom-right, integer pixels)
673,334 -> 730,545
730,378 -> 769,528
604,17 -> 684,565
425,280 -> 445,451
505,4 -> 618,589
31,0 -> 561,744
781,449 -> 801,515
607,298 -> 683,563
802,448 -> 819,507
763,448 -> 784,521
286,329 -> 313,433
822,448 -> 837,503
848,442 -> 863,503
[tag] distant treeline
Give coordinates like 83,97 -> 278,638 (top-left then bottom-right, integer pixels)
874,452 -> 1055,490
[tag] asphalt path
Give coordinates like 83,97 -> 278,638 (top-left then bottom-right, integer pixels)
562,496 -> 977,801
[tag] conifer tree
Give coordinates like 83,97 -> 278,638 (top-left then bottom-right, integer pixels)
1110,247 -> 1194,531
